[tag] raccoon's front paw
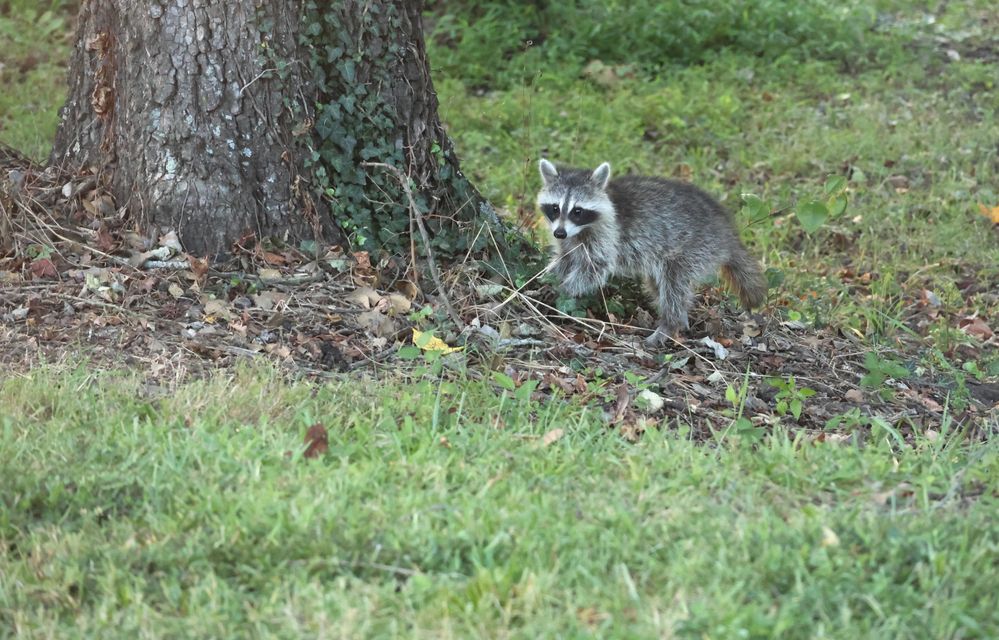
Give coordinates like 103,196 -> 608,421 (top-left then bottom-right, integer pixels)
644,314 -> 690,347
643,327 -> 675,348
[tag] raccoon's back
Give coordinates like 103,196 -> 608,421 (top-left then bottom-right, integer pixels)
607,175 -> 735,245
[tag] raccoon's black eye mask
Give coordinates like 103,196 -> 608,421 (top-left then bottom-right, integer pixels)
569,207 -> 598,226
542,203 -> 560,221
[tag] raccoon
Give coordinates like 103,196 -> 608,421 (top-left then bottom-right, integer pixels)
537,158 -> 767,345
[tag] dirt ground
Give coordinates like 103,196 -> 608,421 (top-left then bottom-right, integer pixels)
2,155 -> 997,442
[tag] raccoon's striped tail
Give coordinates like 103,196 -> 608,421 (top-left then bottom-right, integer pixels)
721,245 -> 767,310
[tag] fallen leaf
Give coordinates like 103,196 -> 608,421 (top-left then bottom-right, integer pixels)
347,286 -> 382,309
29,258 -> 58,279
167,283 -> 185,299
353,251 -> 372,271
475,283 -> 504,298
635,389 -> 665,413
978,203 -> 999,224
159,230 -> 183,252
258,268 -> 282,282
542,428 -> 565,446
958,316 -> 993,341
845,389 -> 865,403
820,526 -> 840,548
303,423 -> 328,459
699,336 -> 729,360
358,310 -> 397,338
188,256 -> 209,282
252,290 -> 288,311
413,328 -> 463,354
202,298 -> 231,321
386,293 -> 412,315
610,383 -> 630,424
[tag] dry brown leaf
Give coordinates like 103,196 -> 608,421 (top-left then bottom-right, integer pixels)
397,279 -> 420,300
347,286 -> 382,309
353,251 -> 372,271
258,250 -> 287,266
542,428 -> 565,447
303,423 -> 329,459
188,256 -> 209,283
844,389 -> 865,403
202,298 -> 231,321
958,316 -> 993,341
252,290 -> 288,311
610,383 -> 631,424
29,258 -> 58,279
386,293 -> 412,315
358,310 -> 397,338
258,268 -> 282,282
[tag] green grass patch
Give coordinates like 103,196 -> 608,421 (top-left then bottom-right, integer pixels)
2,365 -> 997,637
0,0 -> 73,161
432,1 -> 999,378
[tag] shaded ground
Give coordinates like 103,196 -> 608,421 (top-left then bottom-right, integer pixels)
3,156 -> 996,443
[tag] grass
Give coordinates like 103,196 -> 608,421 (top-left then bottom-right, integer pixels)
430,0 -> 999,380
1,1 -> 998,636
2,365 -> 998,638
0,1 -> 74,161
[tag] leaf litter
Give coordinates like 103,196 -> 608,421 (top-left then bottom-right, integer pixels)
1,157 -> 996,445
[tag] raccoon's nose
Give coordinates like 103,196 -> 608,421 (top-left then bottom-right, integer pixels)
553,227 -> 567,239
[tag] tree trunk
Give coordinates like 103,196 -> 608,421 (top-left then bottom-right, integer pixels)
50,0 -> 487,257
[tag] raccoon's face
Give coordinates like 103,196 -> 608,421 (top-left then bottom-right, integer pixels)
537,159 -> 615,240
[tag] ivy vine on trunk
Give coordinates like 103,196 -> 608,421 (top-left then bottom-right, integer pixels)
51,0 -> 494,258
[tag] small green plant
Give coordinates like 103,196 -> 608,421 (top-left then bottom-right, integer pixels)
491,370 -> 539,404
825,407 -> 866,432
860,352 -> 910,388
722,368 -> 761,442
962,360 -> 985,382
766,376 -> 816,421
623,370 -> 650,393
794,175 -> 850,234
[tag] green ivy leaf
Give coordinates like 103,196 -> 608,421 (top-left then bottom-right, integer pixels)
741,193 -> 770,222
828,194 -> 848,217
824,175 -> 847,195
796,200 -> 828,233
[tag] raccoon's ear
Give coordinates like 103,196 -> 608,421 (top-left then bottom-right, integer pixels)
590,162 -> 611,189
539,158 -> 559,185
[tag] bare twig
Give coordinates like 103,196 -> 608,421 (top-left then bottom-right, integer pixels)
362,162 -> 462,328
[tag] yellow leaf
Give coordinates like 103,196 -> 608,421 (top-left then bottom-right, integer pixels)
978,203 -> 999,224
412,329 -> 463,354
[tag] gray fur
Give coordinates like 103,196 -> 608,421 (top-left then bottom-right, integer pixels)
537,159 -> 768,346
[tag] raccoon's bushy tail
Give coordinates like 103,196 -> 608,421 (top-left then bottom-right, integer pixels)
721,244 -> 767,310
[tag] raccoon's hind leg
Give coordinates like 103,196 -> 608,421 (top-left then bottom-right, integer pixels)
644,262 -> 695,347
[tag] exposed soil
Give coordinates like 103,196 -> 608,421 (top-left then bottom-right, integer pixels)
2,153 -> 996,442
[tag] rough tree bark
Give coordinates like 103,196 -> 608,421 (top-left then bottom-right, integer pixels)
50,0 -> 487,257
